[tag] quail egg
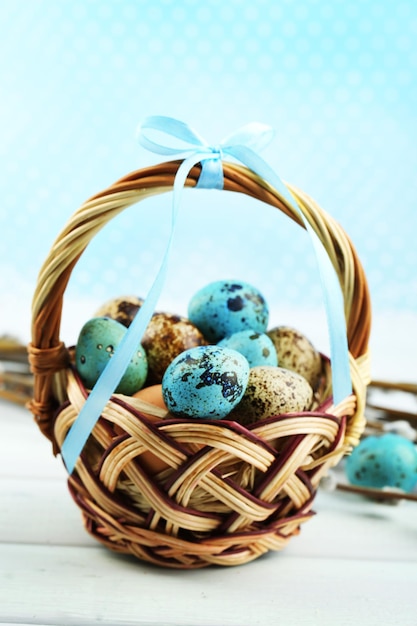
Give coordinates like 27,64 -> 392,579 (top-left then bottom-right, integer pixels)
94,295 -> 144,327
162,345 -> 250,419
188,280 -> 269,342
218,329 -> 277,367
231,365 -> 313,426
345,433 -> 417,492
141,312 -> 207,383
267,325 -> 322,390
75,317 -> 148,395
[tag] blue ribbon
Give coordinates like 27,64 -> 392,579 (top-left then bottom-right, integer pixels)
61,115 -> 352,474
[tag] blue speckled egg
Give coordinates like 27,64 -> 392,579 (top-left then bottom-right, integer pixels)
345,433 -> 417,492
218,329 -> 278,367
75,317 -> 148,395
162,345 -> 250,419
188,280 -> 269,343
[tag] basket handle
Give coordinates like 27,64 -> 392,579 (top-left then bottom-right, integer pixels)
28,125 -> 370,464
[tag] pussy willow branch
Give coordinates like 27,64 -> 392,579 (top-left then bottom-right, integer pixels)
0,335 -> 30,364
336,482 -> 417,503
0,335 -> 32,404
367,379 -> 417,423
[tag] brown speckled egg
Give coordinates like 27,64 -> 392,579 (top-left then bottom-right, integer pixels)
267,325 -> 322,390
231,366 -> 313,426
142,313 -> 207,384
94,295 -> 144,327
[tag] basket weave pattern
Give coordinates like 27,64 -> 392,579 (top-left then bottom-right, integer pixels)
28,162 -> 371,568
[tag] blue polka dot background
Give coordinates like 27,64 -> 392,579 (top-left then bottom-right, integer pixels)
1,0 -> 416,351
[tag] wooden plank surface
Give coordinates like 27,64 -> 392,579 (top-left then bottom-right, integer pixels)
1,543 -> 416,626
1,396 -> 416,626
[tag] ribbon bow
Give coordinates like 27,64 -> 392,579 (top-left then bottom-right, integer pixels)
138,115 -> 275,191
61,115 -> 352,474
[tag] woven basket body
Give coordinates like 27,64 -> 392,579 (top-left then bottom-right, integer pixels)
28,161 -> 371,568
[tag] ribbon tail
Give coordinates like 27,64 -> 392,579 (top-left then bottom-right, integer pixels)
306,231 -> 351,403
61,151 -> 218,474
226,144 -> 352,404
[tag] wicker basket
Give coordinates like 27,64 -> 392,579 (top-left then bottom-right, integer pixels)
28,160 -> 371,568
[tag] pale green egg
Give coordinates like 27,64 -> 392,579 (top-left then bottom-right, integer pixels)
75,317 -> 148,395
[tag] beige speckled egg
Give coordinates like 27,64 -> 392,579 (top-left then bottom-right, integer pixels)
142,313 -> 208,384
94,295 -> 144,327
231,366 -> 313,426
267,325 -> 322,390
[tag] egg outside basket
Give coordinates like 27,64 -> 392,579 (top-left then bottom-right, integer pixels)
28,160 -> 371,569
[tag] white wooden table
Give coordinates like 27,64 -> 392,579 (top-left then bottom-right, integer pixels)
1,313 -> 417,626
